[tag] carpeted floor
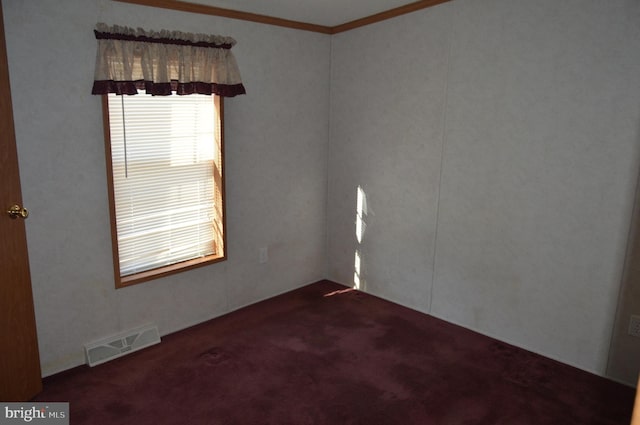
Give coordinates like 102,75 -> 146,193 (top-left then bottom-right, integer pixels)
34,280 -> 635,424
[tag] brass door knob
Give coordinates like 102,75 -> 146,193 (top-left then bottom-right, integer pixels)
7,204 -> 29,219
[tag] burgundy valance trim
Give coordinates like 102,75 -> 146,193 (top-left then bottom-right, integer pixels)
94,30 -> 234,49
92,80 -> 246,97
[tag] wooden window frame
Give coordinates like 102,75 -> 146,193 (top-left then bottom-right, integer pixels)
101,94 -> 227,288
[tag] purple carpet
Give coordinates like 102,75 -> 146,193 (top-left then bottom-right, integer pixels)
34,280 -> 634,424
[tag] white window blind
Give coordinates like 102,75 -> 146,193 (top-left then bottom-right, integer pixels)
107,92 -> 222,277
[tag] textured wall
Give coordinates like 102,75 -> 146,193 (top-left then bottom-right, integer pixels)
328,0 -> 640,377
328,5 -> 452,313
4,0 -> 330,376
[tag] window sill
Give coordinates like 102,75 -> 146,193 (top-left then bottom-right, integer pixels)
116,253 -> 226,288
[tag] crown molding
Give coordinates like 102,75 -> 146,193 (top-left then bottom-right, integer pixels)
113,0 -> 453,34
331,0 -> 452,34
113,0 -> 333,33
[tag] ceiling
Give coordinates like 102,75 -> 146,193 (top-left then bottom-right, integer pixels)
185,0 -> 420,27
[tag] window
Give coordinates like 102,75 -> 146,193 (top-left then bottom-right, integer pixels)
102,92 -> 226,287
92,23 -> 244,287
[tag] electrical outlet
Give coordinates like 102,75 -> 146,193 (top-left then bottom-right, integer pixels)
259,247 -> 268,264
629,315 -> 640,338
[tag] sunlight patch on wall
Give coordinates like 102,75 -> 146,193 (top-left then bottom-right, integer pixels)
354,185 -> 368,290
356,185 -> 367,243
354,249 -> 362,289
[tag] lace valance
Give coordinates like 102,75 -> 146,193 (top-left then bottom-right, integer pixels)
91,23 -> 246,97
